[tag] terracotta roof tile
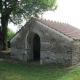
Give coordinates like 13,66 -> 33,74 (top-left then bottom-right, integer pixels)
33,18 -> 80,40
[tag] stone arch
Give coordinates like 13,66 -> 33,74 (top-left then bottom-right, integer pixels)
26,32 -> 40,62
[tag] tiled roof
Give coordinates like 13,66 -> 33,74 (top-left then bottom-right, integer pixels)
33,18 -> 80,40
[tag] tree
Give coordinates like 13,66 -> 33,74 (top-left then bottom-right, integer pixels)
0,0 -> 57,50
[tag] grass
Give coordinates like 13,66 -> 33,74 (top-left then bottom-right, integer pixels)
0,60 -> 80,80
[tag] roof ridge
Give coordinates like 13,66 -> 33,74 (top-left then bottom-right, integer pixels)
33,17 -> 69,25
33,17 -> 80,40
10,17 -> 80,40
33,17 -> 79,29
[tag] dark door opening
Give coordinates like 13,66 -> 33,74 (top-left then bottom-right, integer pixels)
33,34 -> 40,61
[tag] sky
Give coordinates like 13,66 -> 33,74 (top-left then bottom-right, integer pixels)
8,0 -> 80,32
43,0 -> 80,29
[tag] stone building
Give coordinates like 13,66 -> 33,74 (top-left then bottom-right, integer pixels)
10,17 -> 80,66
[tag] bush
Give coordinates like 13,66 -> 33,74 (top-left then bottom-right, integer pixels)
7,28 -> 15,41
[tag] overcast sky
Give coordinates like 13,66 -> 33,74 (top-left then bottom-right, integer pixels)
8,0 -> 80,32
43,0 -> 80,29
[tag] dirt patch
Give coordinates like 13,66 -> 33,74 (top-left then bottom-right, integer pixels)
0,78 -> 4,80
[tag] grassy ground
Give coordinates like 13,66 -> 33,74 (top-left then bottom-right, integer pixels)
0,60 -> 80,80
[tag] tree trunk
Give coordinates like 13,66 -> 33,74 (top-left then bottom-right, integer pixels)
1,14 -> 9,50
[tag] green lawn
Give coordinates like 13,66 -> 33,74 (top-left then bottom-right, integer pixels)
0,60 -> 80,80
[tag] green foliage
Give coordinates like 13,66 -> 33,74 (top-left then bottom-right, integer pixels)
7,28 -> 15,41
0,0 -> 57,24
0,60 -> 80,80
0,0 -> 57,49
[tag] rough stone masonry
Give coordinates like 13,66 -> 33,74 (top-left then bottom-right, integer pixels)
10,18 -> 80,66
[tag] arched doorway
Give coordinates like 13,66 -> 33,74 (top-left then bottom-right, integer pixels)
33,34 -> 40,61
27,33 -> 40,62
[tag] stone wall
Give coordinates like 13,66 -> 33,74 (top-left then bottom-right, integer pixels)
36,21 -> 73,66
10,21 -> 30,61
11,18 -> 80,66
10,19 -> 40,61
72,40 -> 80,65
